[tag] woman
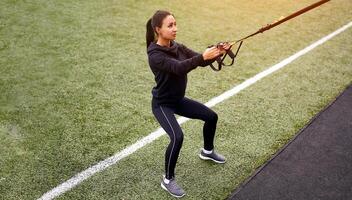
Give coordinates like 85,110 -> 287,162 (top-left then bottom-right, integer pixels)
146,10 -> 229,198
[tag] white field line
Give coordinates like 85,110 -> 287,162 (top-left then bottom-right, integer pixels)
38,21 -> 352,200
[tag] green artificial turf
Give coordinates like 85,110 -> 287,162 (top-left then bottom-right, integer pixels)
0,0 -> 351,199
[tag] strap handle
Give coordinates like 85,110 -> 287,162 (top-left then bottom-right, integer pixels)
209,41 -> 243,71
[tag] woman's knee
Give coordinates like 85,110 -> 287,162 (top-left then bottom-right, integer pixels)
169,132 -> 184,145
208,111 -> 218,123
175,133 -> 184,145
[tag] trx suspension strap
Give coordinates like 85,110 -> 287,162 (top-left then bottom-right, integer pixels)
209,0 -> 331,71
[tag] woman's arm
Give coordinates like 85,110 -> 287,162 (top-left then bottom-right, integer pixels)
148,51 -> 204,75
179,44 -> 218,67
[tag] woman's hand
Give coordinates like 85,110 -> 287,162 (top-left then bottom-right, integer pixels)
202,47 -> 221,60
218,42 -> 231,54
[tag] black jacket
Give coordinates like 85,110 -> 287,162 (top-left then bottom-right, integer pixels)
147,41 -> 214,105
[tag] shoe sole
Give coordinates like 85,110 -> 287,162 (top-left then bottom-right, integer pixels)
160,182 -> 185,198
199,154 -> 226,164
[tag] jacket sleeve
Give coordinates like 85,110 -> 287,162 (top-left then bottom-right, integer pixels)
148,52 -> 204,75
180,44 -> 217,67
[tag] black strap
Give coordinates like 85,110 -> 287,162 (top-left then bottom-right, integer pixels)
209,41 -> 243,71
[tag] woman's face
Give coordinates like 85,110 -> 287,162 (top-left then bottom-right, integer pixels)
156,15 -> 177,41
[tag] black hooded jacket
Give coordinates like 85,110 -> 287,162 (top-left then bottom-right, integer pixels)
147,41 -> 215,105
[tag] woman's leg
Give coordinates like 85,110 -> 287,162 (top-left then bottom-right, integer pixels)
175,97 -> 218,151
152,104 -> 184,180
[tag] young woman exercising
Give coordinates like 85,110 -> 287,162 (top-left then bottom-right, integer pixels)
146,10 -> 229,198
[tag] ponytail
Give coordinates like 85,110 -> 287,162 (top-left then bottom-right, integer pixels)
146,10 -> 174,49
146,18 -> 155,49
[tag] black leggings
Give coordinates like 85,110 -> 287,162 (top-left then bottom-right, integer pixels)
152,97 -> 218,179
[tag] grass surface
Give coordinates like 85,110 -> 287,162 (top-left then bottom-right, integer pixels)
0,0 -> 351,199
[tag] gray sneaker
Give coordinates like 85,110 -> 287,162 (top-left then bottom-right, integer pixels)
160,176 -> 185,198
199,149 -> 226,164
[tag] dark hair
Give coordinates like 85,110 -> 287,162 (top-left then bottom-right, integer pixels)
146,10 -> 173,48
